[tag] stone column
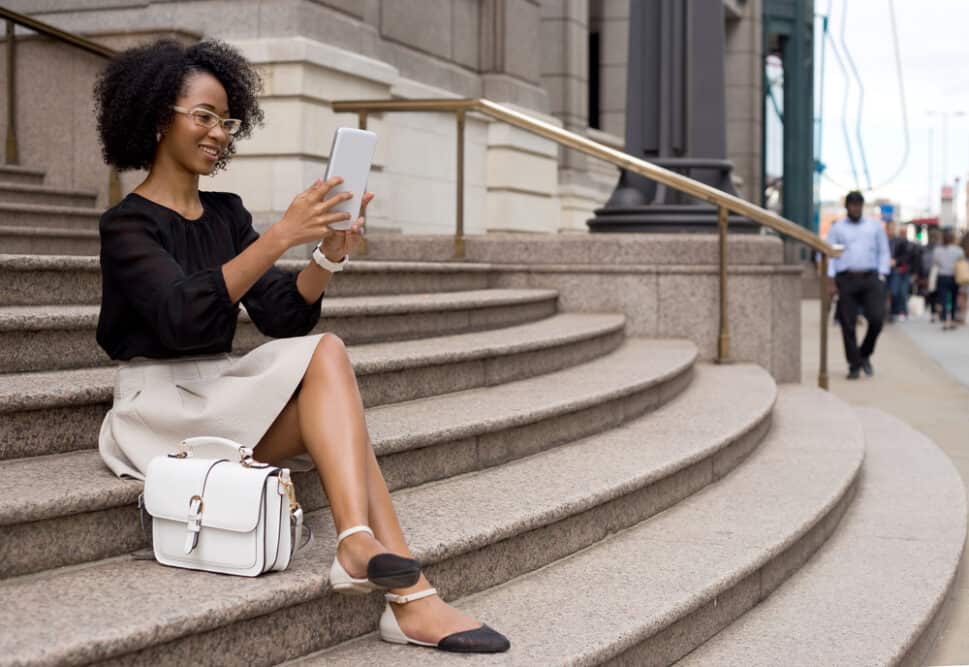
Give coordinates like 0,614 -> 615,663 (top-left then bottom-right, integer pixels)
539,0 -> 589,185
589,0 -> 756,232
723,0 -> 763,203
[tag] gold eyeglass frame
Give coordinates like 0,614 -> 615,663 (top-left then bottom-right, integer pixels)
171,105 -> 242,135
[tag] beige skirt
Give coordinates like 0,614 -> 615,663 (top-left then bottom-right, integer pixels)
98,334 -> 326,481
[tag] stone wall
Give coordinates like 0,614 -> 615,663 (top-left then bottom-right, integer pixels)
358,233 -> 803,382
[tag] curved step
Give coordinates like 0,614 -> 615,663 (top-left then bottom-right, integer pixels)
0,254 -> 498,305
0,227 -> 100,256
0,202 -> 100,230
0,313 -> 625,459
0,339 -> 697,578
306,386 -> 864,666
676,408 -> 967,667
0,364 -> 776,665
0,288 -> 560,372
0,183 -> 98,208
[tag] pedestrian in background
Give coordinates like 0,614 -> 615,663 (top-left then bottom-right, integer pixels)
920,228 -> 942,322
932,228 -> 966,331
826,191 -> 890,379
958,231 -> 969,324
887,223 -> 917,322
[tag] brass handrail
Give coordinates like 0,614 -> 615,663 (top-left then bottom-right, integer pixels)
333,97 -> 838,389
0,6 -> 115,58
1,5 -> 121,202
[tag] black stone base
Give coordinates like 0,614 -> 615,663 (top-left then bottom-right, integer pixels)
587,205 -> 761,233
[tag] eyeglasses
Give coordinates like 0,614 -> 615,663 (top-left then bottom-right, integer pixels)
172,105 -> 242,135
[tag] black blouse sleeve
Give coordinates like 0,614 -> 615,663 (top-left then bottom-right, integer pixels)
226,194 -> 324,338
99,210 -> 239,352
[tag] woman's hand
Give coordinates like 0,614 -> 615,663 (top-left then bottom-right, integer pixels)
272,177 -> 355,249
320,191 -> 374,261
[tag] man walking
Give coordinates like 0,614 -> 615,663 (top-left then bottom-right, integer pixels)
887,223 -> 917,322
826,191 -> 891,379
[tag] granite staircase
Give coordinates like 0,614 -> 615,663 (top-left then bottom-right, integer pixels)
0,166 -> 964,666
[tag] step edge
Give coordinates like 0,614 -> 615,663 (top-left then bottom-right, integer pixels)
0,314 -> 626,412
0,341 -> 700,525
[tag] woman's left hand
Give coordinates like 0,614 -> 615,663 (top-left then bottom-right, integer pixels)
320,192 -> 374,261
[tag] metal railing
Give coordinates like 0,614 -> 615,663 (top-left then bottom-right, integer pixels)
332,97 -> 842,389
0,6 -> 121,203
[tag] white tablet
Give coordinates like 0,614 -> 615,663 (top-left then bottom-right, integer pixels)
323,127 -> 377,231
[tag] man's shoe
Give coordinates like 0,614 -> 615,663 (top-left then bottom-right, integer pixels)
846,368 -> 861,380
861,358 -> 874,377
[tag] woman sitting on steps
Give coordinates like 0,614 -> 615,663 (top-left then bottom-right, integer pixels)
93,37 -> 509,654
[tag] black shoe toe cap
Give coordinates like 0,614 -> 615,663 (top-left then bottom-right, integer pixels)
437,625 -> 511,653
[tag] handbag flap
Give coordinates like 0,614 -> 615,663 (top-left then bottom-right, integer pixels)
199,462 -> 277,532
144,455 -> 277,533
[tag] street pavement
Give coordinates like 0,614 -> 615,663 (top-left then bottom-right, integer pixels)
801,300 -> 969,666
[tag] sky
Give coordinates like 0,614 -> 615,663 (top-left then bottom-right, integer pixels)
798,0 -> 969,220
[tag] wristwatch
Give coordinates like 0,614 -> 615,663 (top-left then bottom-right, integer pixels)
312,243 -> 349,273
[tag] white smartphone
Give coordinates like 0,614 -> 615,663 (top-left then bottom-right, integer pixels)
322,127 -> 377,231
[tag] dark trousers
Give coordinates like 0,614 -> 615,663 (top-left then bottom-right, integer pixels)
888,270 -> 910,316
938,275 -> 958,322
835,272 -> 885,370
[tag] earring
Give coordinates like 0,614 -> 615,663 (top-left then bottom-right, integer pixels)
156,131 -> 162,142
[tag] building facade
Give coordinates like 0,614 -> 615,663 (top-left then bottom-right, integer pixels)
2,0 -> 765,244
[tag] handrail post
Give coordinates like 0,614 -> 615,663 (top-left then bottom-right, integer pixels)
4,20 -> 17,164
454,109 -> 466,259
358,112 -> 367,131
717,205 -> 730,363
818,255 -> 830,389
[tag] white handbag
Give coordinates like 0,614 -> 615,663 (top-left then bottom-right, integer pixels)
137,436 -> 311,577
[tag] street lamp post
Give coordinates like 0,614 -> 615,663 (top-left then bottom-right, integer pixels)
927,109 -> 966,199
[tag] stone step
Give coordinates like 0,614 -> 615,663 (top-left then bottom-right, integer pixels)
0,254 -> 498,305
0,363 -> 777,665
675,407 -> 967,667
0,182 -> 99,208
0,288 -> 560,372
305,385 -> 864,666
0,202 -> 101,231
0,164 -> 46,186
0,226 -> 100,256
0,339 -> 698,578
0,312 -> 626,461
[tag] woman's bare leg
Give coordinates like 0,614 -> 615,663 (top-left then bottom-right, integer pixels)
255,334 -> 383,576
254,335 -> 482,642
360,439 -> 481,643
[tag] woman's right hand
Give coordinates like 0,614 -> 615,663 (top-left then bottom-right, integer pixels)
273,177 -> 354,249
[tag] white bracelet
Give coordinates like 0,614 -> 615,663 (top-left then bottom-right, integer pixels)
312,244 -> 349,273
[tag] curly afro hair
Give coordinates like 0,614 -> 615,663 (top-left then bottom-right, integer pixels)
93,39 -> 264,174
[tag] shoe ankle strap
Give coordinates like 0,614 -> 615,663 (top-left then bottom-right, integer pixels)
336,525 -> 374,545
385,587 -> 438,605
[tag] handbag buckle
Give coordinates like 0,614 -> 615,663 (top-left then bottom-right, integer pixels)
279,475 -> 301,514
169,440 -> 191,458
239,446 -> 256,467
184,494 -> 204,554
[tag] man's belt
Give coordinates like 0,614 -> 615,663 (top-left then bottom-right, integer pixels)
836,270 -> 877,278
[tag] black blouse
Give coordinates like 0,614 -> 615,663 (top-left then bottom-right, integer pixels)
96,191 -> 323,360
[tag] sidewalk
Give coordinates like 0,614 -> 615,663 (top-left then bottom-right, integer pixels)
801,300 -> 969,666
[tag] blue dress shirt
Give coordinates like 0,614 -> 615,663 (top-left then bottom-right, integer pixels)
825,217 -> 891,278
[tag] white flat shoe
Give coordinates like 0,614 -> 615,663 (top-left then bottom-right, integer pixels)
329,525 -> 421,595
379,588 -> 511,653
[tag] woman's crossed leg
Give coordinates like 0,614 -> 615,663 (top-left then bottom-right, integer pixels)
253,333 -> 482,644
